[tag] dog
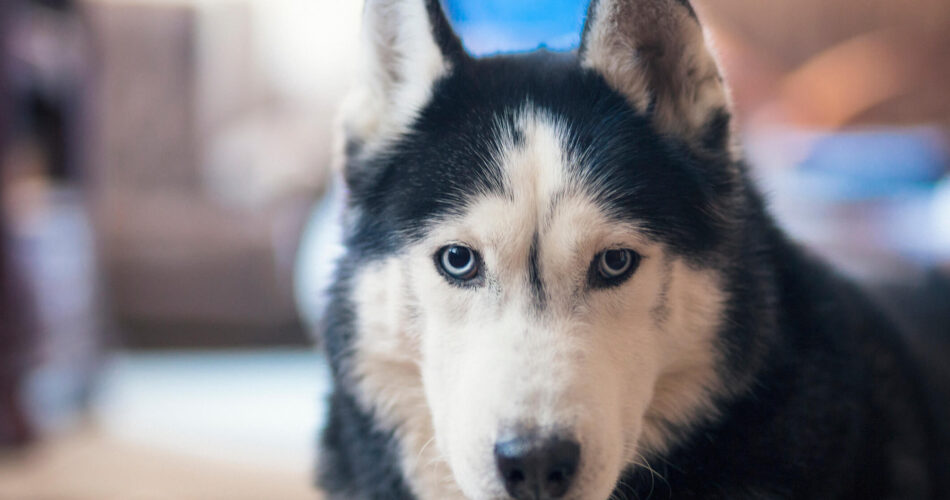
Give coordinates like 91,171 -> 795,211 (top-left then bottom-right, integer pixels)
314,0 -> 950,498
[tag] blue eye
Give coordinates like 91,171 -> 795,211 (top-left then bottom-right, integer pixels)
599,249 -> 633,277
438,245 -> 479,281
592,249 -> 640,287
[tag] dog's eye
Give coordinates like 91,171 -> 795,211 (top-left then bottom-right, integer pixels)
591,249 -> 640,287
599,249 -> 633,277
438,245 -> 479,282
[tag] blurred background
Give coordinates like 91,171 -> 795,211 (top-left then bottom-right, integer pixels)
0,0 -> 947,498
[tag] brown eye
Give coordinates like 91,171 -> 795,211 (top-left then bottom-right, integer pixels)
438,245 -> 479,281
590,249 -> 640,288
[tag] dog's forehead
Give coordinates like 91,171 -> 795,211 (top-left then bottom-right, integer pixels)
349,53 -> 724,259
428,108 -> 628,253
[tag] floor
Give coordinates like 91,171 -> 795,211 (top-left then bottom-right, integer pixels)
0,429 -> 321,500
0,349 -> 330,499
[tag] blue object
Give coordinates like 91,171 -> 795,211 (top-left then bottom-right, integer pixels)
795,127 -> 948,200
444,0 -> 588,55
800,128 -> 947,183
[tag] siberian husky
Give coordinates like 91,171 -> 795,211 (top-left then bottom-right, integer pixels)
314,0 -> 950,498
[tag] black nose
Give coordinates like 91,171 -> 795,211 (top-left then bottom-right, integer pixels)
494,434 -> 581,499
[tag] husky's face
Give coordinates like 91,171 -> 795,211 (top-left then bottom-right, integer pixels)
332,1 -> 741,499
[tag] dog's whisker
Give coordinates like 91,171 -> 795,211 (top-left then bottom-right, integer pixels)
416,436 -> 436,460
633,452 -> 670,500
614,477 -> 640,500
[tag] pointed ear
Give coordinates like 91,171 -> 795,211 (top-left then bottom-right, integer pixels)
580,0 -> 732,152
342,0 -> 466,151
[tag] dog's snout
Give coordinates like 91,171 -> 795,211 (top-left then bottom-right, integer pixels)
494,434 -> 580,499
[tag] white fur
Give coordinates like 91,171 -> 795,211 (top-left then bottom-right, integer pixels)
349,257 -> 466,499
342,0 -> 452,152
348,108 -> 727,500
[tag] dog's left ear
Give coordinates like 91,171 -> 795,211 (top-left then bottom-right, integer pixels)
580,0 -> 731,152
342,0 -> 466,154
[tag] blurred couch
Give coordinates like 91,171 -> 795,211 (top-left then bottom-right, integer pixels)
82,0 -> 357,347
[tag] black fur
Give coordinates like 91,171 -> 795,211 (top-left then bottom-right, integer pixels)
318,3 -> 949,499
527,231 -> 546,309
423,0 -> 468,63
346,51 -> 730,261
612,222 -> 947,499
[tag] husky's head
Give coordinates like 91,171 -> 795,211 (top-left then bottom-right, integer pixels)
327,1 -> 761,499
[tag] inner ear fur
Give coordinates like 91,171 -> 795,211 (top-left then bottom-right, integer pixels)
580,0 -> 733,153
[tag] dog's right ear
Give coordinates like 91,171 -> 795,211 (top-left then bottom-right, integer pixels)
340,0 -> 466,155
580,0 -> 732,154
